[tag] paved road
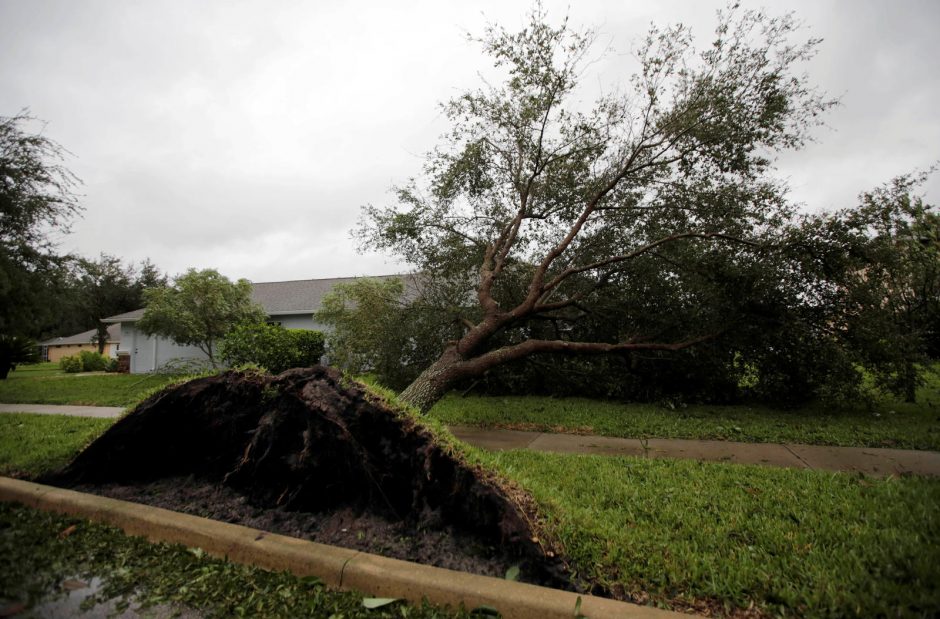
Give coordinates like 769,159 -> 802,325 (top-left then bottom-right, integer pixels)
3,403 -> 938,477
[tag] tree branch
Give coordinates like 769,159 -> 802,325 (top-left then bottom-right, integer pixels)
463,332 -> 721,375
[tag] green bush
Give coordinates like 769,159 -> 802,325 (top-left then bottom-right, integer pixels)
58,355 -> 83,373
291,330 -> 326,366
78,350 -> 108,372
57,351 -> 110,374
220,323 -> 325,374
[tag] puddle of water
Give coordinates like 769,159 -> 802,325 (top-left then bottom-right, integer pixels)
22,576 -> 202,619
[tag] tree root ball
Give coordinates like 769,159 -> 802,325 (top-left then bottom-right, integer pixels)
44,366 -> 573,588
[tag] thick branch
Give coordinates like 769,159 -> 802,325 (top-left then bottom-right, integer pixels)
463,332 -> 720,375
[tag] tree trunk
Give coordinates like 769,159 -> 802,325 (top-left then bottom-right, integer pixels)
903,359 -> 917,403
398,349 -> 467,413
95,323 -> 108,355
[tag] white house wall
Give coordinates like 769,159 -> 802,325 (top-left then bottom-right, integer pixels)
269,314 -> 323,331
121,313 -> 326,374
122,322 -> 212,374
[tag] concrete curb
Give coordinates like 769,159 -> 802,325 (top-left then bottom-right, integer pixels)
0,477 -> 680,619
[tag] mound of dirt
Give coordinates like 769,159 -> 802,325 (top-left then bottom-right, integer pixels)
45,366 -> 572,588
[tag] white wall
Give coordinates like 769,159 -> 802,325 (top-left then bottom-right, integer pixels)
122,322 -> 213,374
269,314 -> 325,331
121,313 -> 327,374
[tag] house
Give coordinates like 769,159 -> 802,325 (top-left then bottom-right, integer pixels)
40,324 -> 122,362
103,274 -> 414,374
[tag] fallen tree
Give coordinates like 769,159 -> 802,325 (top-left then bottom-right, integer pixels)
44,366 -> 571,587
357,6 -> 836,412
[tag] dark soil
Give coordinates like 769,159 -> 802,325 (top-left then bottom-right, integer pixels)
74,476 -> 522,579
43,366 -> 577,590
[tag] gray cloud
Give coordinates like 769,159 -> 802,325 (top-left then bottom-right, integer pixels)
2,0 -> 937,282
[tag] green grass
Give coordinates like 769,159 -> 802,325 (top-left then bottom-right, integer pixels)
0,502 -> 468,618
475,449 -> 940,617
2,409 -> 938,616
430,370 -> 940,450
9,362 -> 64,378
0,414 -> 115,477
0,363 -> 186,407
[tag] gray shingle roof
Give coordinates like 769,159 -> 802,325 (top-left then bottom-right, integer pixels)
102,274 -> 414,323
252,276 -> 375,315
41,324 -> 121,346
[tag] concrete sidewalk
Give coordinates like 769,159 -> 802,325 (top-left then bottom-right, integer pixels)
449,425 -> 940,477
0,403 -> 124,418
3,403 -> 938,477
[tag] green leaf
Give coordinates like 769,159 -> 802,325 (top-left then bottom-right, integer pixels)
573,595 -> 584,618
362,597 -> 400,609
504,565 -> 520,581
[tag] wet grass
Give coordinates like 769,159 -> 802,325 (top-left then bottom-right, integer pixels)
431,369 -> 940,450
476,448 -> 940,617
0,414 -> 114,478
0,363 -> 188,407
0,502 -> 468,619
3,409 -> 939,616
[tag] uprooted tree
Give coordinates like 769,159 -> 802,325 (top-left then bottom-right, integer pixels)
358,5 -> 835,411
47,366 -> 572,587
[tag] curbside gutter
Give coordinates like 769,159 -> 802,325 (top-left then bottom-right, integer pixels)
0,477 -> 681,619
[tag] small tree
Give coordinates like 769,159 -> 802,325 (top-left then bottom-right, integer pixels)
839,172 -> 939,401
138,269 -> 265,367
314,277 -> 462,389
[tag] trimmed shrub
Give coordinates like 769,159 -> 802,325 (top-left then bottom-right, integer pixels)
291,330 -> 326,367
78,350 -> 108,372
220,323 -> 326,374
59,355 -> 83,373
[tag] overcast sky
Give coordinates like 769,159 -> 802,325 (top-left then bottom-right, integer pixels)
2,0 -> 937,283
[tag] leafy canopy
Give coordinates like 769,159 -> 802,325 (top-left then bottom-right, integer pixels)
0,111 -> 83,336
138,269 -> 265,366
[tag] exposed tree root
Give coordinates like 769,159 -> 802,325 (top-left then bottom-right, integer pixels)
44,366 -> 575,589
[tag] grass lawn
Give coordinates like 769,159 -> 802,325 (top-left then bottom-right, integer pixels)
430,369 -> 940,450
0,414 -> 114,477
2,412 -> 937,617
0,502 -> 468,619
0,362 -> 185,407
476,449 -> 940,617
